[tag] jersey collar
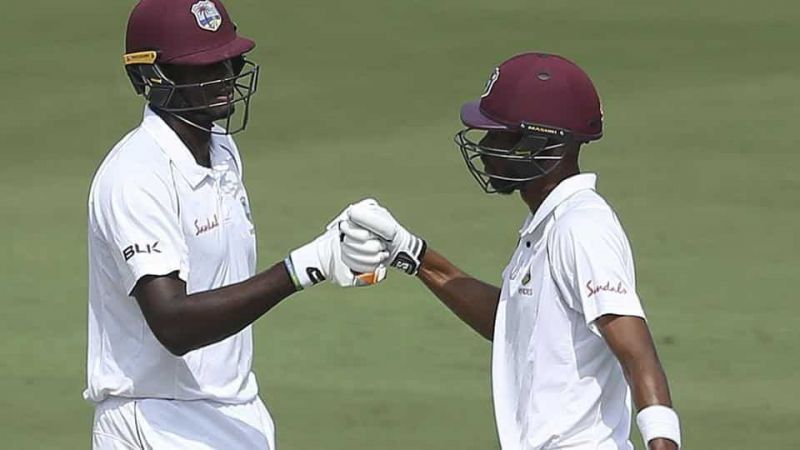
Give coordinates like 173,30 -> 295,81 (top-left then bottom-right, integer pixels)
519,173 -> 598,236
141,106 -> 228,188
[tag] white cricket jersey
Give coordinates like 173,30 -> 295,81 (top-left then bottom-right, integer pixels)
85,106 -> 259,404
492,174 -> 646,450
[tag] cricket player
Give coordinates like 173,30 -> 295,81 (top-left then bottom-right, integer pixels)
85,1 -> 386,448
339,53 -> 682,449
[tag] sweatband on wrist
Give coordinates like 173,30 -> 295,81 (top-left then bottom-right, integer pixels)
636,405 -> 681,449
283,257 -> 304,291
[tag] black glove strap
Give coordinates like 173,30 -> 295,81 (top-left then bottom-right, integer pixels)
391,237 -> 427,275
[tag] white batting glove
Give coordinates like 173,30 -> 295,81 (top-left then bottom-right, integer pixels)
286,201 -> 388,289
345,201 -> 426,275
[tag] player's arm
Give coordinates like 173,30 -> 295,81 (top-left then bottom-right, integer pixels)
133,225 -> 384,356
133,210 -> 387,356
549,214 -> 682,449
133,263 -> 294,356
96,176 -> 386,356
416,249 -> 500,340
343,202 -> 500,341
596,315 -> 679,450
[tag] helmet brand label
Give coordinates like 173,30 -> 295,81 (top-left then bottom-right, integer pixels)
520,123 -> 566,136
123,51 -> 158,66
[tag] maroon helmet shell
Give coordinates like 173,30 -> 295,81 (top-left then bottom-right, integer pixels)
126,0 -> 255,65
461,52 -> 603,141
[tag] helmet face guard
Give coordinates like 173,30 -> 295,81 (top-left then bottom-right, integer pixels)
124,51 -> 259,135
454,122 -> 575,194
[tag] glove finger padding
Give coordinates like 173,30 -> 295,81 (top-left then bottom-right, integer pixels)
340,220 -> 375,242
346,204 -> 398,241
341,230 -> 389,273
287,226 -> 386,289
345,205 -> 426,276
326,198 -> 379,231
342,245 -> 389,273
342,236 -> 386,254
340,217 -> 390,273
329,230 -> 387,287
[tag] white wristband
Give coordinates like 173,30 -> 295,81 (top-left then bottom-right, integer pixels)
636,405 -> 681,449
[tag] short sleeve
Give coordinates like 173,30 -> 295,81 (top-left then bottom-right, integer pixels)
93,173 -> 189,295
548,211 -> 646,336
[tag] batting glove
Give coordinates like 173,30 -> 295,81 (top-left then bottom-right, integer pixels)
345,201 -> 426,276
286,200 -> 388,289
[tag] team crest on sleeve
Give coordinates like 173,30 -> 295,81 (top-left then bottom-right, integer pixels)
191,0 -> 223,32
481,67 -> 500,98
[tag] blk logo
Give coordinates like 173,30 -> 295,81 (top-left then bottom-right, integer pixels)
123,241 -> 162,261
306,267 -> 326,285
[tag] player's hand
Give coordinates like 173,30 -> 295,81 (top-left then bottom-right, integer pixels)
344,200 -> 426,276
286,200 -> 388,289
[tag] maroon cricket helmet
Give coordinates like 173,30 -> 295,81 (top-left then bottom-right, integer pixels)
125,0 -> 255,66
460,52 -> 603,142
122,0 -> 260,135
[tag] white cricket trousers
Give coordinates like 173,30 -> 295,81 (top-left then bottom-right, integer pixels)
92,396 -> 276,449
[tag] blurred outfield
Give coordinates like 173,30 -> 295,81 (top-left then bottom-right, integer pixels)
1,0 -> 798,448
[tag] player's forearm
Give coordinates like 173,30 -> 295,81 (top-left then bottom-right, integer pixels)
417,249 -> 500,341
626,361 -> 679,449
140,262 -> 296,355
597,316 -> 678,449
627,354 -> 673,412
616,328 -> 673,412
597,316 -> 673,409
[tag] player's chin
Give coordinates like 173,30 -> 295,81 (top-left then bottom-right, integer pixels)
488,178 -> 519,195
206,103 -> 236,122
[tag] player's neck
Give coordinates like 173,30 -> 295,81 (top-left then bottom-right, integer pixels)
160,112 -> 213,168
520,164 -> 580,214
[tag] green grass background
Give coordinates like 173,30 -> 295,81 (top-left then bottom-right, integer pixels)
1,0 -> 798,448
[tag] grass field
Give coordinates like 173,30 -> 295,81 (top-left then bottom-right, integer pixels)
1,0 -> 799,448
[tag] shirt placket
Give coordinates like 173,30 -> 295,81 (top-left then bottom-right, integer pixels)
508,238 -> 530,282
209,170 -> 229,255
